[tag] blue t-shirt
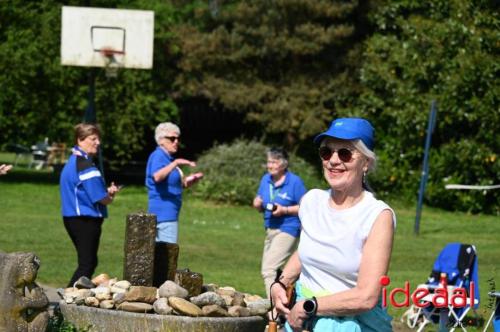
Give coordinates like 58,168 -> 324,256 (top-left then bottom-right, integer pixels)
59,147 -> 108,218
256,171 -> 306,237
145,147 -> 183,222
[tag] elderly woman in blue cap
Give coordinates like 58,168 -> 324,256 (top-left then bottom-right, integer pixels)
270,118 -> 396,332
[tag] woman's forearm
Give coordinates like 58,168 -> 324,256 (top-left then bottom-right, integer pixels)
153,161 -> 178,183
280,251 -> 301,287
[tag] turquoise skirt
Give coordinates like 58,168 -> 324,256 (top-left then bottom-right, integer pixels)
285,281 -> 393,332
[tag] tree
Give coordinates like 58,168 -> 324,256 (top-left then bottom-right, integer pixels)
172,0 -> 373,148
0,0 -> 180,165
350,0 -> 499,214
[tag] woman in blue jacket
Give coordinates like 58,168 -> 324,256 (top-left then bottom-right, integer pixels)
59,123 -> 120,287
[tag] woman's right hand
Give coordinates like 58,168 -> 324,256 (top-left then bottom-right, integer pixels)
107,182 -> 121,197
270,282 -> 291,316
100,182 -> 121,205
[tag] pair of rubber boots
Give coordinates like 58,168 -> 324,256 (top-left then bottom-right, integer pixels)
153,242 -> 179,287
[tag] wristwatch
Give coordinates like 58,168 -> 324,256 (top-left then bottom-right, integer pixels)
303,297 -> 318,316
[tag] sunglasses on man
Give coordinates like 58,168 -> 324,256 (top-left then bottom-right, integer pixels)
318,146 -> 354,163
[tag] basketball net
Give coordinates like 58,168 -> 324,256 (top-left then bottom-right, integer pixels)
100,48 -> 123,78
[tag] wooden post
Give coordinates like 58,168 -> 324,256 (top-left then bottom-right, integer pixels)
123,212 -> 156,286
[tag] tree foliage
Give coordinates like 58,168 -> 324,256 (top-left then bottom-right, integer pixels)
173,0 -> 373,147
350,0 -> 499,214
0,0 -> 179,165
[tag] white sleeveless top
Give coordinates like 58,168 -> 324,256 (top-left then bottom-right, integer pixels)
298,189 -> 396,294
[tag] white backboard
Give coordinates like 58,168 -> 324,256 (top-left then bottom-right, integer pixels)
61,6 -> 154,69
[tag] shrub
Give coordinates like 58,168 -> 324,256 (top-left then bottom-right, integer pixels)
425,140 -> 499,215
191,139 -> 323,204
46,311 -> 80,332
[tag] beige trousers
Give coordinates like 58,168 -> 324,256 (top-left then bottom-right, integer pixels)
261,228 -> 298,298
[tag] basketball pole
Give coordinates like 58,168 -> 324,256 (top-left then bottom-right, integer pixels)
414,100 -> 437,235
84,68 -> 96,123
83,68 -> 105,180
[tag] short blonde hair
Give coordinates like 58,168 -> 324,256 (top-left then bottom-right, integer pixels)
74,123 -> 100,144
155,122 -> 180,144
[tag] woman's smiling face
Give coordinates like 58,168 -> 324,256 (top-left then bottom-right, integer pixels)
320,138 -> 368,192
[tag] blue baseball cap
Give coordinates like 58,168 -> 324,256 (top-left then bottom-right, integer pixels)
313,117 -> 375,150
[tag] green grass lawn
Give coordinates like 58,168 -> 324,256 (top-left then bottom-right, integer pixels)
0,168 -> 498,331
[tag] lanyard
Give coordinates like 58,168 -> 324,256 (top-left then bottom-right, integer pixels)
269,184 -> 281,202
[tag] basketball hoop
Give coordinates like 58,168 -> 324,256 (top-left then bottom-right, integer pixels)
61,7 -> 154,72
100,48 -> 124,78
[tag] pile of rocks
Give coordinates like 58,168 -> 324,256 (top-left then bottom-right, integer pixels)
59,274 -> 270,318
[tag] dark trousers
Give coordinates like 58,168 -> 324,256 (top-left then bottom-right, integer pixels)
63,216 -> 103,287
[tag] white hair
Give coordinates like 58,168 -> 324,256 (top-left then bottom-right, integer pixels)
351,139 -> 377,172
155,122 -> 180,145
267,148 -> 289,169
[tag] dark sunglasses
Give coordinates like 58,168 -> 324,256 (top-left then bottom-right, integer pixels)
318,146 -> 354,163
164,136 -> 180,142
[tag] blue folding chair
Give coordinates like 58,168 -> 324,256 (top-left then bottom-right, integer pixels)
406,243 -> 480,331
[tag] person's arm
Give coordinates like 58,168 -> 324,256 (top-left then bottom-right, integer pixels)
271,251 -> 302,315
99,182 -> 121,205
252,195 -> 264,212
272,177 -> 306,216
153,158 -> 195,183
286,209 -> 394,330
253,177 -> 267,212
272,204 -> 298,216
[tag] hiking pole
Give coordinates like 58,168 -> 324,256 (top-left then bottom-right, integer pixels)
269,285 -> 295,332
302,318 -> 312,332
268,320 -> 278,332
269,279 -> 297,332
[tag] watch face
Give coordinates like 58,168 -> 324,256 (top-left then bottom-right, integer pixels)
303,299 -> 316,314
